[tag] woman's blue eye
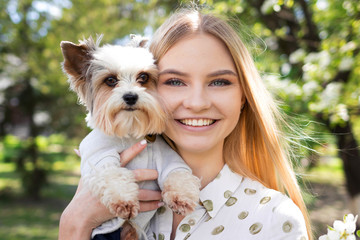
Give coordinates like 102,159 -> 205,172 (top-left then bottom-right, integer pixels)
164,79 -> 184,86
210,79 -> 231,86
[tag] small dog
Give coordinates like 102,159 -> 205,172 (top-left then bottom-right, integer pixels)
60,35 -> 200,239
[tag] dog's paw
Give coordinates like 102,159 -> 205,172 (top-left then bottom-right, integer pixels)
162,191 -> 197,215
110,200 -> 140,219
162,171 -> 200,215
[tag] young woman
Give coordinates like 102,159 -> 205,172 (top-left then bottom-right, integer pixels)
59,9 -> 312,240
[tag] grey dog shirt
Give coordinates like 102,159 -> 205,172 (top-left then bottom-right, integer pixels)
79,129 -> 192,238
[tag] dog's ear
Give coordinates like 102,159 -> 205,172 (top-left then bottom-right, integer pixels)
60,40 -> 92,79
60,36 -> 101,106
128,34 -> 148,48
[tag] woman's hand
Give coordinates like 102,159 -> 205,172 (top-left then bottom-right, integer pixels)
58,140 -> 162,240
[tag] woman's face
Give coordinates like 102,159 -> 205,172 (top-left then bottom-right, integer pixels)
157,33 -> 244,156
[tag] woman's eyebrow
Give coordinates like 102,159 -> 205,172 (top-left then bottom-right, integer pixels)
158,69 -> 189,77
207,70 -> 238,78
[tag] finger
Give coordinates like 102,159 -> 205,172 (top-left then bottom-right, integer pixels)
138,189 -> 162,201
119,140 -> 147,167
139,201 -> 164,213
132,169 -> 158,182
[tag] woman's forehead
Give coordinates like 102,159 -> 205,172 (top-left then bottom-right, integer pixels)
158,33 -> 236,73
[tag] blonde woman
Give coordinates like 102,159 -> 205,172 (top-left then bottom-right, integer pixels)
59,9 -> 312,240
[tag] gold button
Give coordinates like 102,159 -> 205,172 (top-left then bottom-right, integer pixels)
211,225 -> 224,235
249,223 -> 263,235
224,190 -> 233,198
158,233 -> 165,240
225,197 -> 237,206
244,188 -> 257,195
238,211 -> 249,220
202,200 -> 214,211
179,224 -> 191,232
188,218 -> 196,226
282,221 -> 293,233
260,196 -> 271,204
157,206 -> 166,214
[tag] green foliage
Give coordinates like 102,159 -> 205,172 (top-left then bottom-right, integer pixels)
0,134 -> 78,198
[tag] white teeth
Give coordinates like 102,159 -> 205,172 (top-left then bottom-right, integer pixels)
179,119 -> 215,126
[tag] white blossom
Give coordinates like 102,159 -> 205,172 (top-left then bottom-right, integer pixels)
281,63 -> 291,75
338,57 -> 354,71
309,82 -> 342,112
302,81 -> 319,99
304,51 -> 331,69
340,41 -> 357,53
330,104 -> 350,123
261,0 -> 278,14
318,214 -> 358,240
263,74 -> 302,97
34,111 -> 51,126
289,48 -> 306,64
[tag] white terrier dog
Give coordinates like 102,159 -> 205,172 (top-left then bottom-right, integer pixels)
60,35 -> 200,239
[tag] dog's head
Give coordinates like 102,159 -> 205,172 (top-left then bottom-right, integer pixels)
60,35 -> 166,138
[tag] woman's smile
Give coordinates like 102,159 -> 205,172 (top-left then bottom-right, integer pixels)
177,118 -> 216,127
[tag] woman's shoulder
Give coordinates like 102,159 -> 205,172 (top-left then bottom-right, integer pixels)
232,177 -> 308,239
239,177 -> 295,205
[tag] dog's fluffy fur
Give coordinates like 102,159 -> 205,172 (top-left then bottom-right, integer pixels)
60,35 -> 200,239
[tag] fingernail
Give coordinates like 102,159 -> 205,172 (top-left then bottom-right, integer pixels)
140,139 -> 147,145
158,202 -> 165,208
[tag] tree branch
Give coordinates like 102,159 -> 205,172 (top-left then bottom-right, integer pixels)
297,0 -> 321,51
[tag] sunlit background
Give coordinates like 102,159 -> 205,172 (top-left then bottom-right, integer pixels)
1,0 -> 359,239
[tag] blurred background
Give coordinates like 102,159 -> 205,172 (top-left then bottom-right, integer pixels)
0,0 -> 359,239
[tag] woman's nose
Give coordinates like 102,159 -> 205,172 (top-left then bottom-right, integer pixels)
183,84 -> 211,111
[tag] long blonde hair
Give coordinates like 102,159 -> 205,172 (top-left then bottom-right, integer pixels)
150,9 -> 312,239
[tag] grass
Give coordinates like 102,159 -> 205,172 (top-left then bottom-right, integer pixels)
0,156 -> 80,240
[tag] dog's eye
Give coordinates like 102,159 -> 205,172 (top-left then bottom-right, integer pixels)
137,73 -> 149,84
104,77 -> 118,87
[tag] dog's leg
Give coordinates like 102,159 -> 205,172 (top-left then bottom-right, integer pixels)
85,165 -> 140,219
162,171 -> 201,215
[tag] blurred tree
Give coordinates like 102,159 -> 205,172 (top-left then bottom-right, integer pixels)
4,0 -> 358,213
206,0 -> 360,214
0,0 -> 177,199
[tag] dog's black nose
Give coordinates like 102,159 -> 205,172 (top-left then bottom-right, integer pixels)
123,93 -> 138,106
